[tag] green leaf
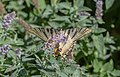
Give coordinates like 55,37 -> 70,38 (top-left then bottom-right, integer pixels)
5,65 -> 19,73
22,57 -> 35,62
104,32 -> 115,44
63,67 -> 75,75
51,0 -> 58,6
72,69 -> 81,77
105,0 -> 114,10
34,54 -> 43,64
78,7 -> 92,11
40,69 -> 53,77
74,0 -> 84,8
100,62 -> 113,72
7,50 -> 16,59
48,22 -> 59,29
17,11 -> 28,18
31,75 -> 42,77
15,39 -> 24,45
42,5 -> 53,18
52,15 -> 70,23
79,15 -> 89,22
39,0 -> 46,10
6,1 -> 25,10
25,0 -> 31,7
92,34 -> 105,53
49,56 -> 58,64
93,59 -> 102,72
97,19 -> 105,24
93,28 -> 106,34
26,45 -> 36,52
10,69 -> 18,77
111,70 -> 120,76
59,9 -> 69,14
56,71 -> 68,77
100,72 -> 106,77
57,2 -> 71,9
18,68 -> 28,77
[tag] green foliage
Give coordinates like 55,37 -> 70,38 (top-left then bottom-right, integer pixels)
105,0 -> 114,10
0,0 -> 120,77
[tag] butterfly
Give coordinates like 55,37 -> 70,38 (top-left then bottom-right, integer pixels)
15,18 -> 91,59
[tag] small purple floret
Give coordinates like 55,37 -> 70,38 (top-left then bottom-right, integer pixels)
0,44 -> 10,54
2,11 -> 16,29
43,33 -> 67,51
15,48 -> 22,58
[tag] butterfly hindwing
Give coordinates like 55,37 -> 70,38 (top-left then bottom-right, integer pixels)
59,28 -> 91,55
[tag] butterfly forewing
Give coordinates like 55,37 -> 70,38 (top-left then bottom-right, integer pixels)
72,28 -> 91,41
28,28 -> 58,41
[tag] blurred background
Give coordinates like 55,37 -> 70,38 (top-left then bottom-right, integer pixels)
0,0 -> 120,77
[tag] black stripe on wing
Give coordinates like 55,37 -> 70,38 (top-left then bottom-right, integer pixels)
28,28 -> 59,41
62,28 -> 78,40
73,28 -> 91,40
62,28 -> 91,41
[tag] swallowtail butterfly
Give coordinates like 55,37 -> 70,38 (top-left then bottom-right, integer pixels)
16,18 -> 91,59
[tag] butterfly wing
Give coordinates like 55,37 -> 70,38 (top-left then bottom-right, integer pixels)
72,28 -> 91,41
28,28 -> 58,41
59,28 -> 91,55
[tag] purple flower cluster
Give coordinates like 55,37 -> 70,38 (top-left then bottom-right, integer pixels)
2,11 -> 16,29
51,33 -> 66,43
95,0 -> 103,19
43,33 -> 67,51
15,48 -> 22,58
0,44 -> 10,54
79,11 -> 90,16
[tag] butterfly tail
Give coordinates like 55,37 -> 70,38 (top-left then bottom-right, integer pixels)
15,17 -> 45,40
15,17 -> 31,31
